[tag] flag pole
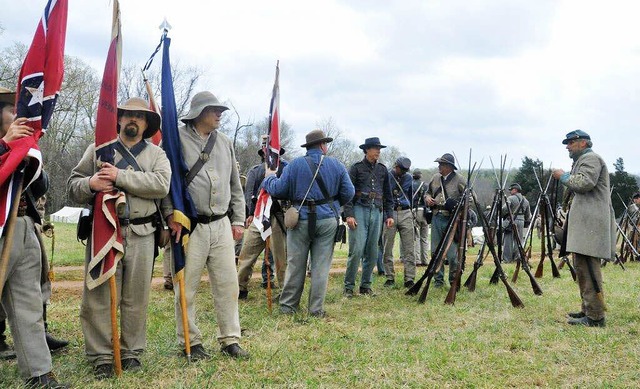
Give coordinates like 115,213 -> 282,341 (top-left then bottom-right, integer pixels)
178,274 -> 191,362
0,174 -> 24,297
109,275 -> 122,376
264,237 -> 273,313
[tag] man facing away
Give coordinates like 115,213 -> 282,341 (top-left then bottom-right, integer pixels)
262,129 -> 353,316
552,130 -> 615,327
343,137 -> 394,297
68,97 -> 170,379
162,91 -> 249,360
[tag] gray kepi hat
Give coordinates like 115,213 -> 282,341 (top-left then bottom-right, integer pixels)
395,157 -> 411,171
562,129 -> 591,144
434,153 -> 457,170
300,129 -> 333,148
181,91 -> 229,123
117,97 -> 161,139
0,87 -> 15,106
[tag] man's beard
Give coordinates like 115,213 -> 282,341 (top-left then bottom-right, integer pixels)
123,124 -> 139,138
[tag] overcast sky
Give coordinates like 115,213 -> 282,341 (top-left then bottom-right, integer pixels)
2,0 -> 639,173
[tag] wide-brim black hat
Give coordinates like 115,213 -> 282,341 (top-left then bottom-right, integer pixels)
359,137 -> 386,150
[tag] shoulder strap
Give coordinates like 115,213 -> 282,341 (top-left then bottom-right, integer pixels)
185,130 -> 217,186
304,156 -> 339,219
114,140 -> 147,171
391,173 -> 411,204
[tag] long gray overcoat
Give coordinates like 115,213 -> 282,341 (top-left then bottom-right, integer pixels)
564,149 -> 616,259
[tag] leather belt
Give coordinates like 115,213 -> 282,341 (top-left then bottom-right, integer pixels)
395,205 -> 410,211
294,197 -> 336,207
355,191 -> 382,200
197,213 -> 227,224
119,214 -> 156,226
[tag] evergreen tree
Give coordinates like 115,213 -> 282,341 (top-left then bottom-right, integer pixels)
610,158 -> 639,217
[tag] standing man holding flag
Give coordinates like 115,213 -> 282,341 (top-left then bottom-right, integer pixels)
68,97 -> 171,378
0,0 -> 70,387
68,0 -> 171,379
163,90 -> 248,360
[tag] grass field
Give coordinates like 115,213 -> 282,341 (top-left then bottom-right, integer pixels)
2,223 -> 639,388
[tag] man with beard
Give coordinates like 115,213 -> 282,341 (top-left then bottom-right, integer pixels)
68,97 -> 171,379
552,130 -> 615,327
343,137 -> 394,297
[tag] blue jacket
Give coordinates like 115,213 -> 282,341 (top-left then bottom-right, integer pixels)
389,171 -> 413,208
262,148 -> 355,220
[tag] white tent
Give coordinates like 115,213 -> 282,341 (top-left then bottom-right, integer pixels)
50,206 -> 83,224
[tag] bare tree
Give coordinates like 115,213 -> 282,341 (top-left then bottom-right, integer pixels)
118,61 -> 201,117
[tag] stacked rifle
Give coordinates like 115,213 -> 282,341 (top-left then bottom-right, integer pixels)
614,192 -> 640,264
406,154 -> 526,307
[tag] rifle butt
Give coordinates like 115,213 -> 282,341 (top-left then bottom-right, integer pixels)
511,261 -> 521,283
489,266 -> 500,284
417,277 -> 432,303
502,277 -> 525,308
557,259 -> 566,269
526,270 -> 543,295
406,276 -> 425,296
534,258 -> 544,278
444,272 -> 462,305
550,258 -> 561,278
464,268 -> 478,291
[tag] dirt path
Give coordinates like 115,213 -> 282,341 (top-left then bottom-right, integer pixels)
50,266 -> 349,290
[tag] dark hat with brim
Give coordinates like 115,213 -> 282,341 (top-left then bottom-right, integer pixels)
633,192 -> 640,199
359,137 -> 386,150
301,129 -> 333,148
562,129 -> 591,144
117,97 -> 161,139
0,87 -> 15,106
181,91 -> 229,123
412,168 -> 422,176
434,153 -> 457,170
509,183 -> 522,192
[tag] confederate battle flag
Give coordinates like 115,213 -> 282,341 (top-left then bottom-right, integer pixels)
0,0 -> 68,236
253,62 -> 281,240
86,0 -> 125,290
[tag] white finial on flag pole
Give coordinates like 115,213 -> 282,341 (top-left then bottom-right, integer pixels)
159,18 -> 172,32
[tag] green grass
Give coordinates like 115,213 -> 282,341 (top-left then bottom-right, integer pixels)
2,226 -> 639,387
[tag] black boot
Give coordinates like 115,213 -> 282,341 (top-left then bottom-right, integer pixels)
43,305 -> 69,352
25,371 -> 69,388
0,319 -> 16,360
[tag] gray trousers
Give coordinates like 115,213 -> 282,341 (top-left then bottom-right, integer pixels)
573,253 -> 605,320
382,209 -> 416,282
1,216 -> 51,378
414,209 -> 430,265
280,218 -> 337,315
237,217 -> 287,291
80,228 -> 155,366
174,217 -> 241,348
502,218 -> 524,262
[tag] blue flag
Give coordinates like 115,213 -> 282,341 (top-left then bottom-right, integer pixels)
160,34 -> 196,280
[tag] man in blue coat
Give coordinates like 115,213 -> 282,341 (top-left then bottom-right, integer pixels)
263,129 -> 354,317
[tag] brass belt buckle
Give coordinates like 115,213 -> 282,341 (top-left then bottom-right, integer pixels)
368,192 -> 376,199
